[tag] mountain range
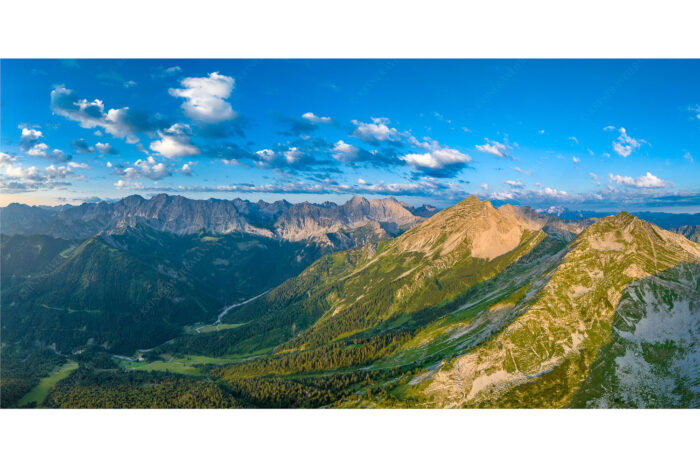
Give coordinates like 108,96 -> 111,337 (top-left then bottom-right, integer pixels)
1,194 -> 698,408
0,194 -> 434,247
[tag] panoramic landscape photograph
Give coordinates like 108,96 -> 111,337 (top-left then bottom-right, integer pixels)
1,57 -> 698,410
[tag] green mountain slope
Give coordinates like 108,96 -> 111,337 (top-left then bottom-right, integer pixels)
418,213 -> 700,408
167,196 -> 557,357
1,226 -> 327,355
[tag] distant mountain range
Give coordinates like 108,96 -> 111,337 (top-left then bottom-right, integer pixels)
1,194 -> 698,408
537,206 -> 700,229
0,194 -> 436,247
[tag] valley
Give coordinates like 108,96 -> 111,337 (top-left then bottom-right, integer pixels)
1,194 -> 698,408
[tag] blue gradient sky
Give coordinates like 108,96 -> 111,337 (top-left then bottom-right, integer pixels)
1,59 -> 698,211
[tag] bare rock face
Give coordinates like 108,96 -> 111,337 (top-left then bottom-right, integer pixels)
0,194 -> 433,247
395,196 -> 527,260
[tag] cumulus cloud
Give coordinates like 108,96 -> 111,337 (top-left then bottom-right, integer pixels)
169,72 -> 235,123
181,163 -> 193,176
95,142 -> 119,155
302,112 -> 331,124
504,179 -> 524,188
572,156 -> 580,164
114,179 -> 145,190
51,85 -> 156,143
283,147 -> 303,164
609,172 -> 669,188
0,161 -> 79,193
0,152 -> 17,167
401,148 -> 471,177
72,139 -> 95,154
351,117 -> 400,143
611,127 -> 644,157
19,127 -> 68,161
149,123 -> 201,158
475,139 -> 510,159
114,156 -> 171,181
330,140 -> 382,166
19,128 -> 43,151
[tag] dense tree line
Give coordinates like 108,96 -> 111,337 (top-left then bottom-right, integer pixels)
212,331 -> 414,378
0,346 -> 66,407
45,368 -> 242,408
221,369 -> 408,408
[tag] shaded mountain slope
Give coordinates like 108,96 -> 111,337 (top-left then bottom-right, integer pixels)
1,226 -> 328,354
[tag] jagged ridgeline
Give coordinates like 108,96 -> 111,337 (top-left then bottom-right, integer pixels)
1,194 -> 698,408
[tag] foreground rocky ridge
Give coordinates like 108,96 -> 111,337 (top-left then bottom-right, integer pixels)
420,213 -> 700,407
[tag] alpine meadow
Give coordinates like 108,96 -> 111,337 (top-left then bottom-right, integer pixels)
1,59 -> 699,409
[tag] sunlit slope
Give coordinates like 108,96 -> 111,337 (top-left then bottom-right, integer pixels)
202,196 -> 554,356
420,213 -> 700,407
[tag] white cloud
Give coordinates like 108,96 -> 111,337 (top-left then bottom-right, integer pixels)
301,112 -> 331,124
357,178 -> 367,185
331,140 -> 360,163
401,148 -> 471,170
255,149 -> 276,164
115,156 -> 171,181
18,127 -> 67,161
572,156 -> 580,164
351,117 -> 399,142
603,125 -> 616,131
491,191 -> 515,200
513,166 -> 531,175
114,179 -> 145,190
27,142 -> 49,157
504,179 -> 524,188
588,172 -> 598,180
95,142 -> 118,155
51,85 -> 152,143
19,128 -> 43,149
149,123 -> 200,158
689,105 -> 700,119
569,136 -> 579,144
68,162 -> 89,169
4,165 -> 41,180
684,152 -> 694,163
609,172 -> 669,188
283,147 -> 302,164
540,187 -> 568,198
0,152 -> 17,167
181,163 -> 193,176
480,183 -> 490,190
611,127 -> 644,157
169,72 -> 235,123
124,80 -> 137,88
475,139 -> 509,159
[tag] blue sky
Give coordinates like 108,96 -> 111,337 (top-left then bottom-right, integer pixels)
1,59 -> 698,212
